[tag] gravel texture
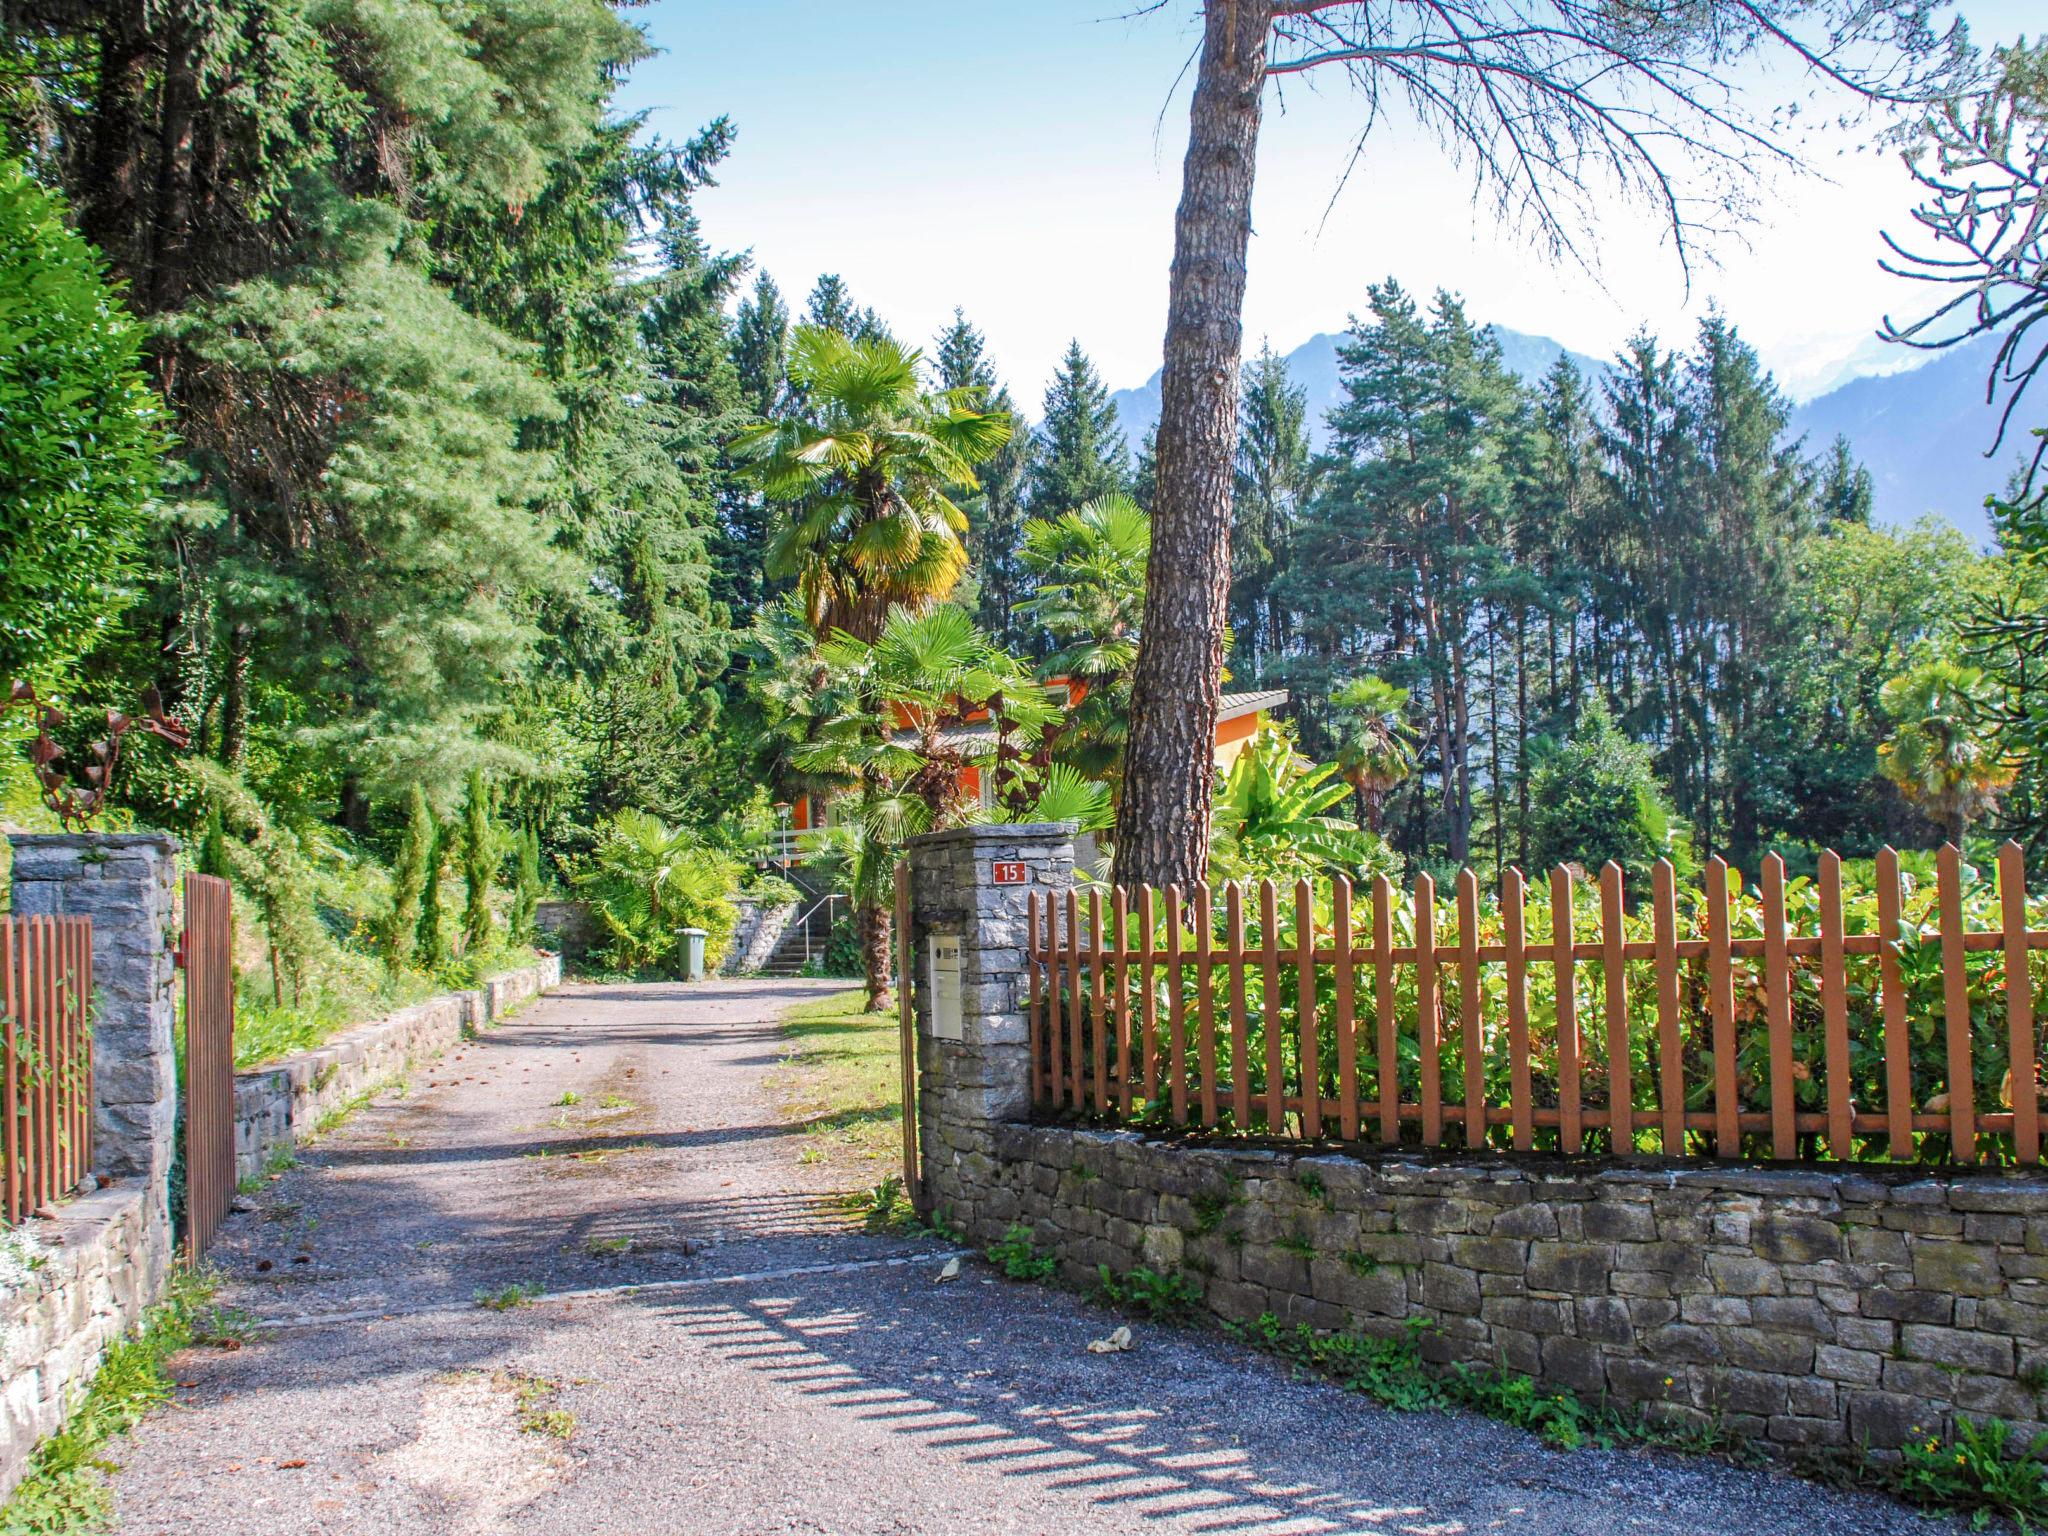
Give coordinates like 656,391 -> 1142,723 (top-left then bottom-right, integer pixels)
105,978 -> 1968,1535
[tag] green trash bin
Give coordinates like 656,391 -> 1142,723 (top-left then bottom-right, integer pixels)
679,927 -> 708,981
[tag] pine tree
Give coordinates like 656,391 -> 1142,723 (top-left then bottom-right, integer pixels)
197,806 -> 232,881
384,786 -> 434,972
510,826 -> 542,947
733,272 -> 790,418
1031,341 -> 1129,520
1232,343 -> 1313,681
934,310 -> 1034,648
805,274 -> 890,343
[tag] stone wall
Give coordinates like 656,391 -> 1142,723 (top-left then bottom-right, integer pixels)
0,1183 -> 172,1497
963,1129 -> 2048,1451
2,833 -> 179,1504
724,898 -> 798,976
534,900 -> 599,961
905,824 -> 2048,1456
234,954 -> 560,1182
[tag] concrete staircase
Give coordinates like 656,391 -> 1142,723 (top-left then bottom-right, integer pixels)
755,871 -> 843,977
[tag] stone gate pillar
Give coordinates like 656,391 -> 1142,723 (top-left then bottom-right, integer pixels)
904,823 -> 1074,1225
7,834 -> 179,1189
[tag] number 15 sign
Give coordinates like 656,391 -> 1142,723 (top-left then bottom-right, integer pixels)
990,861 -> 1029,885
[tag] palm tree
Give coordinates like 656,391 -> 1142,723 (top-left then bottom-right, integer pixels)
732,326 -> 1013,644
1014,493 -> 1149,788
1326,675 -> 1416,834
1877,660 -> 2015,845
796,605 -> 1059,1009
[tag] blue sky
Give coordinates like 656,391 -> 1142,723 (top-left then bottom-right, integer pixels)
617,2 -> 2039,409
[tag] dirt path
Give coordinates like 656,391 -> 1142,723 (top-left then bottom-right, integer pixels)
107,979 -> 1961,1535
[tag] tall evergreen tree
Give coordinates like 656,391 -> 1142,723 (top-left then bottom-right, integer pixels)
1232,343 -> 1313,682
933,310 -> 1034,649
733,272 -> 790,419
1031,341 -> 1129,520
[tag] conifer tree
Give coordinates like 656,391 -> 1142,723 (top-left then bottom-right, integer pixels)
1031,342 -> 1128,521
934,310 -> 1034,649
1232,344 -> 1313,681
510,826 -> 542,947
733,273 -> 790,418
461,770 -> 497,956
418,822 -> 452,973
384,787 -> 434,972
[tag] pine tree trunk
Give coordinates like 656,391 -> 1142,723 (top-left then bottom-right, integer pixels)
860,900 -> 894,1014
1114,0 -> 1268,893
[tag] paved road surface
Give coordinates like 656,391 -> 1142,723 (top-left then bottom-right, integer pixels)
107,978 -> 1963,1535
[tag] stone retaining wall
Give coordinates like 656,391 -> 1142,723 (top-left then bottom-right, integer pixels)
959,1129 -> 2048,1451
725,898 -> 798,976
0,1183 -> 173,1497
233,954 -> 560,1182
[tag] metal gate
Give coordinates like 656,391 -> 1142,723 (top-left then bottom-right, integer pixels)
181,873 -> 235,1258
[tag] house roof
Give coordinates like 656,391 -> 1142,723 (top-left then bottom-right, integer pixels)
890,688 -> 1289,749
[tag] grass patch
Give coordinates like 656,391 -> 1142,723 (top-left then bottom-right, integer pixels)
505,1373 -> 576,1441
766,989 -> 900,1169
839,1176 -> 962,1241
0,1266 -> 247,1532
553,1090 -> 582,1108
474,1280 -> 542,1311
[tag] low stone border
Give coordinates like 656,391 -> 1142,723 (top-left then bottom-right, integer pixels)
232,954 -> 561,1183
0,1181 -> 172,1498
726,898 -> 798,976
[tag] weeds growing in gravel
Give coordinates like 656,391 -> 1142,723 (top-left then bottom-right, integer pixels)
506,1374 -> 576,1441
553,1090 -> 582,1107
986,1225 -> 1059,1282
1893,1417 -> 2048,1531
1095,1265 -> 1203,1324
0,1267 -> 245,1534
842,1176 -> 962,1239
474,1281 -> 542,1311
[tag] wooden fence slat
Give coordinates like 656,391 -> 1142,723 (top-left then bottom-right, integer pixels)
1819,850 -> 1854,1161
35,919 -> 51,1212
1227,883 -> 1250,1130
1167,885 -> 1188,1126
1261,880 -> 1284,1134
1503,869 -> 1532,1152
1295,878 -> 1321,1141
1113,887 -> 1132,1117
1706,857 -> 1740,1158
1457,869 -> 1483,1149
895,862 -> 917,1201
1652,860 -> 1684,1155
1065,890 -> 1084,1110
1601,864 -> 1631,1154
1333,876 -> 1358,1142
1416,874 -> 1441,1147
1088,889 -> 1108,1113
1027,893 -> 1043,1107
1877,847 -> 1912,1159
1140,885 -> 1158,1108
80,923 -> 91,1175
2003,842 -> 2039,1165
1373,876 -> 1398,1143
1763,854 -> 1797,1160
1046,891 -> 1065,1110
2,920 -> 16,1226
58,922 -> 74,1192
1194,885 -> 1218,1128
1937,844 -> 1977,1162
1552,868 -> 1581,1154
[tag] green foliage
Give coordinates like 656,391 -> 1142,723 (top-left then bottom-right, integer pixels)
418,822 -> 452,973
1327,676 -> 1416,834
987,1224 -> 1059,1282
1526,698 -> 1688,883
733,325 -> 1013,642
1096,1264 -> 1202,1323
474,1280 -> 543,1311
195,807 -> 231,882
1210,724 -> 1400,884
384,786 -> 434,972
460,769 -> 498,955
509,825 -> 542,947
1877,661 -> 2013,845
0,1266 -> 240,1533
1894,1416 -> 2048,1530
573,810 -> 738,974
0,157 -> 164,691
1031,341 -> 1128,521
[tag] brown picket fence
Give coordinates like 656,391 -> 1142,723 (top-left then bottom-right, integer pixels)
1025,843 -> 2048,1166
0,916 -> 95,1222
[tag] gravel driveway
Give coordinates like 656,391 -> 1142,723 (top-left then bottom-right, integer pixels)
105,978 -> 1966,1535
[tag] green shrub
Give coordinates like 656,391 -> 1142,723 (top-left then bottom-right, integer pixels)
509,825 -> 541,946
0,155 -> 166,690
460,768 -> 498,955
1096,1264 -> 1202,1322
1527,697 -> 1689,884
418,820 -> 452,971
573,810 -> 738,974
987,1224 -> 1059,1282
1895,1416 -> 2048,1528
